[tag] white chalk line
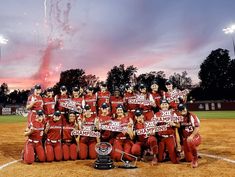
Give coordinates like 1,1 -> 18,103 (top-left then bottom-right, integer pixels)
198,153 -> 235,164
0,159 -> 21,170
0,153 -> 234,170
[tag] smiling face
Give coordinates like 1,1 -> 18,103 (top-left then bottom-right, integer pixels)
69,113 -> 76,123
36,114 -> 44,122
53,115 -> 61,121
151,84 -> 159,92
116,108 -> 124,117
135,114 -> 144,123
34,88 -> 42,95
60,89 -> 67,95
139,87 -> 147,94
166,84 -> 173,91
179,108 -> 187,116
160,102 -> 169,110
83,108 -> 92,117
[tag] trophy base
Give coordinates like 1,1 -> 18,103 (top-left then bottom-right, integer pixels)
94,155 -> 114,170
117,161 -> 137,169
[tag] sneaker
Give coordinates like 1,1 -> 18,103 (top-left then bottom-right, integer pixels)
191,159 -> 198,168
151,157 -> 158,166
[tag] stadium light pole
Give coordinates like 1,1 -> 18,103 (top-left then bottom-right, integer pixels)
223,24 -> 235,57
0,35 -> 8,60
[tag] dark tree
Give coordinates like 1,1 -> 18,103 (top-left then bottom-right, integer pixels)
169,71 -> 192,90
0,83 -> 9,105
106,64 -> 137,93
54,69 -> 86,94
136,71 -> 166,91
198,48 -> 231,100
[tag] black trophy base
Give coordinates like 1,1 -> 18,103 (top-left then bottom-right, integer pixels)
94,155 -> 114,170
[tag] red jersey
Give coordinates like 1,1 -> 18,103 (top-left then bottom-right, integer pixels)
99,115 -> 112,140
62,121 -> 75,140
98,115 -> 112,125
27,94 -> 43,111
97,91 -> 111,107
114,116 -> 131,139
47,119 -> 62,140
84,94 -> 97,113
72,97 -> 84,111
155,110 -> 176,136
81,114 -> 96,127
136,93 -> 154,111
28,121 -> 45,141
56,94 -> 69,112
110,96 -> 124,114
124,92 -> 138,111
134,122 -> 146,142
180,112 -> 200,138
43,97 -> 56,115
164,90 -> 179,110
151,91 -> 162,108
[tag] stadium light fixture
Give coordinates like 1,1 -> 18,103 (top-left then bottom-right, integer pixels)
223,24 -> 235,57
0,35 -> 8,60
0,35 -> 8,45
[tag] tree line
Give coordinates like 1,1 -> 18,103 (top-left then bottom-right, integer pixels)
0,48 -> 235,106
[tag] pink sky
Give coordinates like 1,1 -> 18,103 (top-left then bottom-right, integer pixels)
0,0 -> 234,90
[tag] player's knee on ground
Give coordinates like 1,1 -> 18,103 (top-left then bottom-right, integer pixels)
131,144 -> 141,156
54,145 -> 62,161
70,144 -> 77,160
79,142 -> 88,160
88,143 -> 97,159
62,144 -> 70,161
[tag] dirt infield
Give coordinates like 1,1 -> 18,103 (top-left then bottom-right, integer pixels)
0,118 -> 235,177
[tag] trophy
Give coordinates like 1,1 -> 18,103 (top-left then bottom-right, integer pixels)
94,142 -> 114,170
115,149 -> 138,169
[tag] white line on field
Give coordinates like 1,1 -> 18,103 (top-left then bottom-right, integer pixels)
199,153 -> 235,164
0,159 -> 21,170
0,153 -> 234,170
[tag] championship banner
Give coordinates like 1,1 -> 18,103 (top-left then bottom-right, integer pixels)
135,124 -> 168,135
60,99 -> 79,112
167,89 -> 189,102
128,95 -> 153,105
71,130 -> 100,137
100,121 -> 127,132
154,110 -> 184,123
154,116 -> 184,123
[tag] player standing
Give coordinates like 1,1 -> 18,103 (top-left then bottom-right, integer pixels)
43,87 -> 56,121
84,86 -> 97,116
110,87 -> 124,118
26,84 -> 43,125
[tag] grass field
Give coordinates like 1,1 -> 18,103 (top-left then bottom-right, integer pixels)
192,111 -> 235,119
0,111 -> 234,123
0,115 -> 26,123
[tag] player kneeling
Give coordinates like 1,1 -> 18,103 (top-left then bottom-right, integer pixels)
44,111 -> 63,162
177,104 -> 201,168
62,111 -> 78,160
23,110 -> 46,164
131,109 -> 158,165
